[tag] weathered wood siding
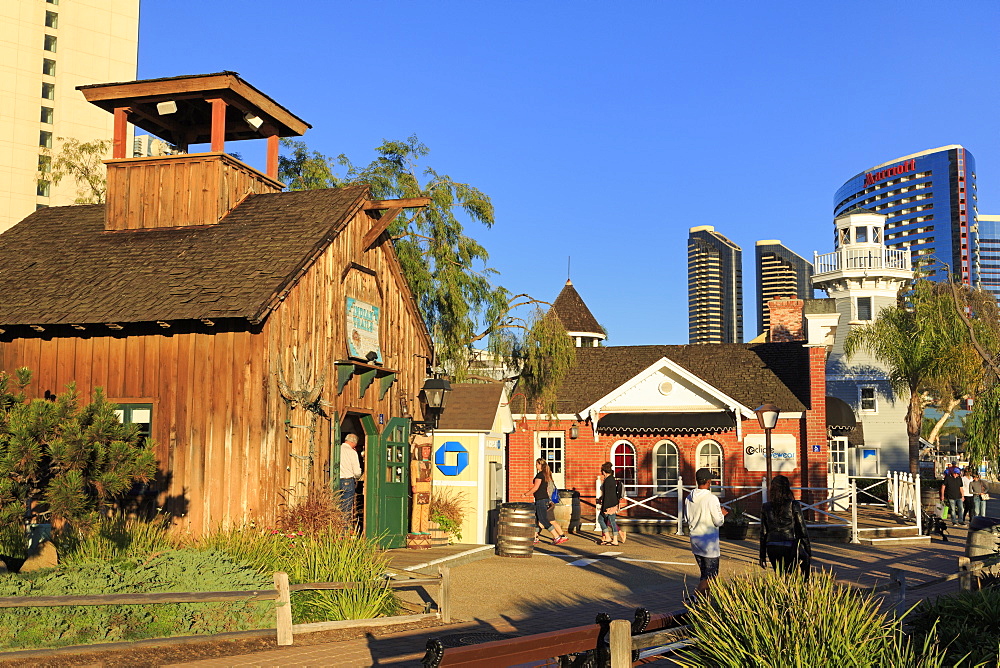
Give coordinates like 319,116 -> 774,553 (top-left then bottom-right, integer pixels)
104,153 -> 282,231
0,199 -> 431,535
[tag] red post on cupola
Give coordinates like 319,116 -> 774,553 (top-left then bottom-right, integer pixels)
112,107 -> 130,158
208,98 -> 227,152
266,133 -> 279,179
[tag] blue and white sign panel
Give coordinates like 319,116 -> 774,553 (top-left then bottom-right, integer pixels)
435,441 -> 469,476
346,297 -> 381,364
743,434 -> 797,472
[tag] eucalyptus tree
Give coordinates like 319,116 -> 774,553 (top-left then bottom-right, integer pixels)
279,137 -> 577,393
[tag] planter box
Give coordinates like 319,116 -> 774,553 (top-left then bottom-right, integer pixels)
429,530 -> 450,547
720,523 -> 750,540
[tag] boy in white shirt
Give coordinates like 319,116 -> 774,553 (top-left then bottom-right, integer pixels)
684,467 -> 728,597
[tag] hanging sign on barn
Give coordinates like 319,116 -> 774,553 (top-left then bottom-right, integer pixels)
346,297 -> 382,364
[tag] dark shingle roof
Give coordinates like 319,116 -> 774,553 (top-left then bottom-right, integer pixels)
0,185 -> 368,326
550,280 -> 602,334
436,383 -> 504,431
547,343 -> 810,414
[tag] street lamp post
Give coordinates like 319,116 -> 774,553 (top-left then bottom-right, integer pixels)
755,403 -> 780,483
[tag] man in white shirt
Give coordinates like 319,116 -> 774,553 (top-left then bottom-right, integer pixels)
684,468 -> 728,597
339,434 -> 363,520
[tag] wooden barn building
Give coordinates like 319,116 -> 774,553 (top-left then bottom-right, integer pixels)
0,73 -> 434,545
509,286 -> 847,527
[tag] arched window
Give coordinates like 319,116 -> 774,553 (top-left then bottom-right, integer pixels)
653,440 -> 679,492
611,440 -> 637,496
696,440 -> 724,488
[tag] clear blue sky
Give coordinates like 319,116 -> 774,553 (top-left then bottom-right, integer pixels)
139,1 -> 1000,345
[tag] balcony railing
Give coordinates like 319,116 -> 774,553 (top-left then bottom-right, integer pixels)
813,247 -> 911,275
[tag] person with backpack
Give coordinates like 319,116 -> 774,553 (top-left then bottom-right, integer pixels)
521,458 -> 568,545
596,462 -> 625,546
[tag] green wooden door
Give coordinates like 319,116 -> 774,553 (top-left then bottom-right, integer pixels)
363,416 -> 410,548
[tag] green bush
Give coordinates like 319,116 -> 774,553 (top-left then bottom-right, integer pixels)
675,569 -> 949,667
0,550 -> 272,650
908,588 -> 1000,666
199,526 -> 398,623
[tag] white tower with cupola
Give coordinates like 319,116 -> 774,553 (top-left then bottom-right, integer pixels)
812,207 -> 913,476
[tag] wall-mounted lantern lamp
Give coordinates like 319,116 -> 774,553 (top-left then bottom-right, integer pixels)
570,422 -> 579,439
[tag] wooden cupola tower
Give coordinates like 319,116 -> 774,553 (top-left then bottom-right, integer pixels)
78,72 -> 311,231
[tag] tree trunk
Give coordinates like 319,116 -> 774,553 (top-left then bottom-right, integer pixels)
927,396 -> 961,446
906,389 -> 924,475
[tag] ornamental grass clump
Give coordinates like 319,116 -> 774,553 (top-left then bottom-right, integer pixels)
200,526 -> 397,623
430,488 -> 468,541
675,569 -> 949,667
56,513 -> 174,565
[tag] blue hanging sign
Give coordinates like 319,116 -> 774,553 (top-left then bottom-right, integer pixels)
435,441 -> 469,476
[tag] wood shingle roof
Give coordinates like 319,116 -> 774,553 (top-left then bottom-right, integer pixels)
0,185 -> 368,326
547,343 -> 811,414
436,383 -> 505,431
550,280 -> 602,334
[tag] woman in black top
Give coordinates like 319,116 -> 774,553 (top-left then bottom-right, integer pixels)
521,458 -> 568,545
597,462 -> 623,546
759,474 -> 810,579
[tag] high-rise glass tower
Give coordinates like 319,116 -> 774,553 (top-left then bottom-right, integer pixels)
0,0 -> 140,232
688,226 -> 742,344
755,240 -> 813,336
833,145 -> 976,285
975,214 -> 1000,303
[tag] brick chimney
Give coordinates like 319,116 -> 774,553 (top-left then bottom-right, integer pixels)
767,298 -> 805,342
78,72 -> 311,231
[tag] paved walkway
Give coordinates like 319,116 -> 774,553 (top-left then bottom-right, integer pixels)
169,521 -> 980,668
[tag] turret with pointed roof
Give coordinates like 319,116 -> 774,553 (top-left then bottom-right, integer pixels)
549,279 -> 606,347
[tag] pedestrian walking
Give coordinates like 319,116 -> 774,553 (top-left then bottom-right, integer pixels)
596,462 -> 624,546
970,471 -> 989,518
941,468 -> 964,526
961,468 -> 975,523
521,458 -> 569,545
684,468 -> 728,598
339,433 -> 363,522
759,474 -> 811,579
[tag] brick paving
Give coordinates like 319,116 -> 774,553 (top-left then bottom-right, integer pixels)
168,518 -> 984,668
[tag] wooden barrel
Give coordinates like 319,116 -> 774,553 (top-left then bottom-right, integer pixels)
921,483 -> 942,513
496,502 -> 536,558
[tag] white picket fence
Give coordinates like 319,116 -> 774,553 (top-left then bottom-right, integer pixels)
614,472 -> 926,545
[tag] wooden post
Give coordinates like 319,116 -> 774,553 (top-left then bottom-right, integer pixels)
266,132 -> 280,180
438,566 -> 451,624
958,557 -> 972,591
850,481 -> 860,544
274,571 -> 293,646
888,567 -> 907,617
208,98 -> 227,152
112,107 -> 130,159
609,618 -> 633,668
676,475 -> 684,534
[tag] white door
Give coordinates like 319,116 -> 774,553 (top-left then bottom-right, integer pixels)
534,431 -> 566,490
828,437 -> 849,511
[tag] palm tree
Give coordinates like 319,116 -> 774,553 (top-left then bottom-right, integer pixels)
844,282 -> 958,474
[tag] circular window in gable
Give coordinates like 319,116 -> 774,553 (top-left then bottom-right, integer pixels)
658,381 -> 674,396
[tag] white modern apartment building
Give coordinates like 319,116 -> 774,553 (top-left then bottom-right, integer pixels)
0,0 -> 139,232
